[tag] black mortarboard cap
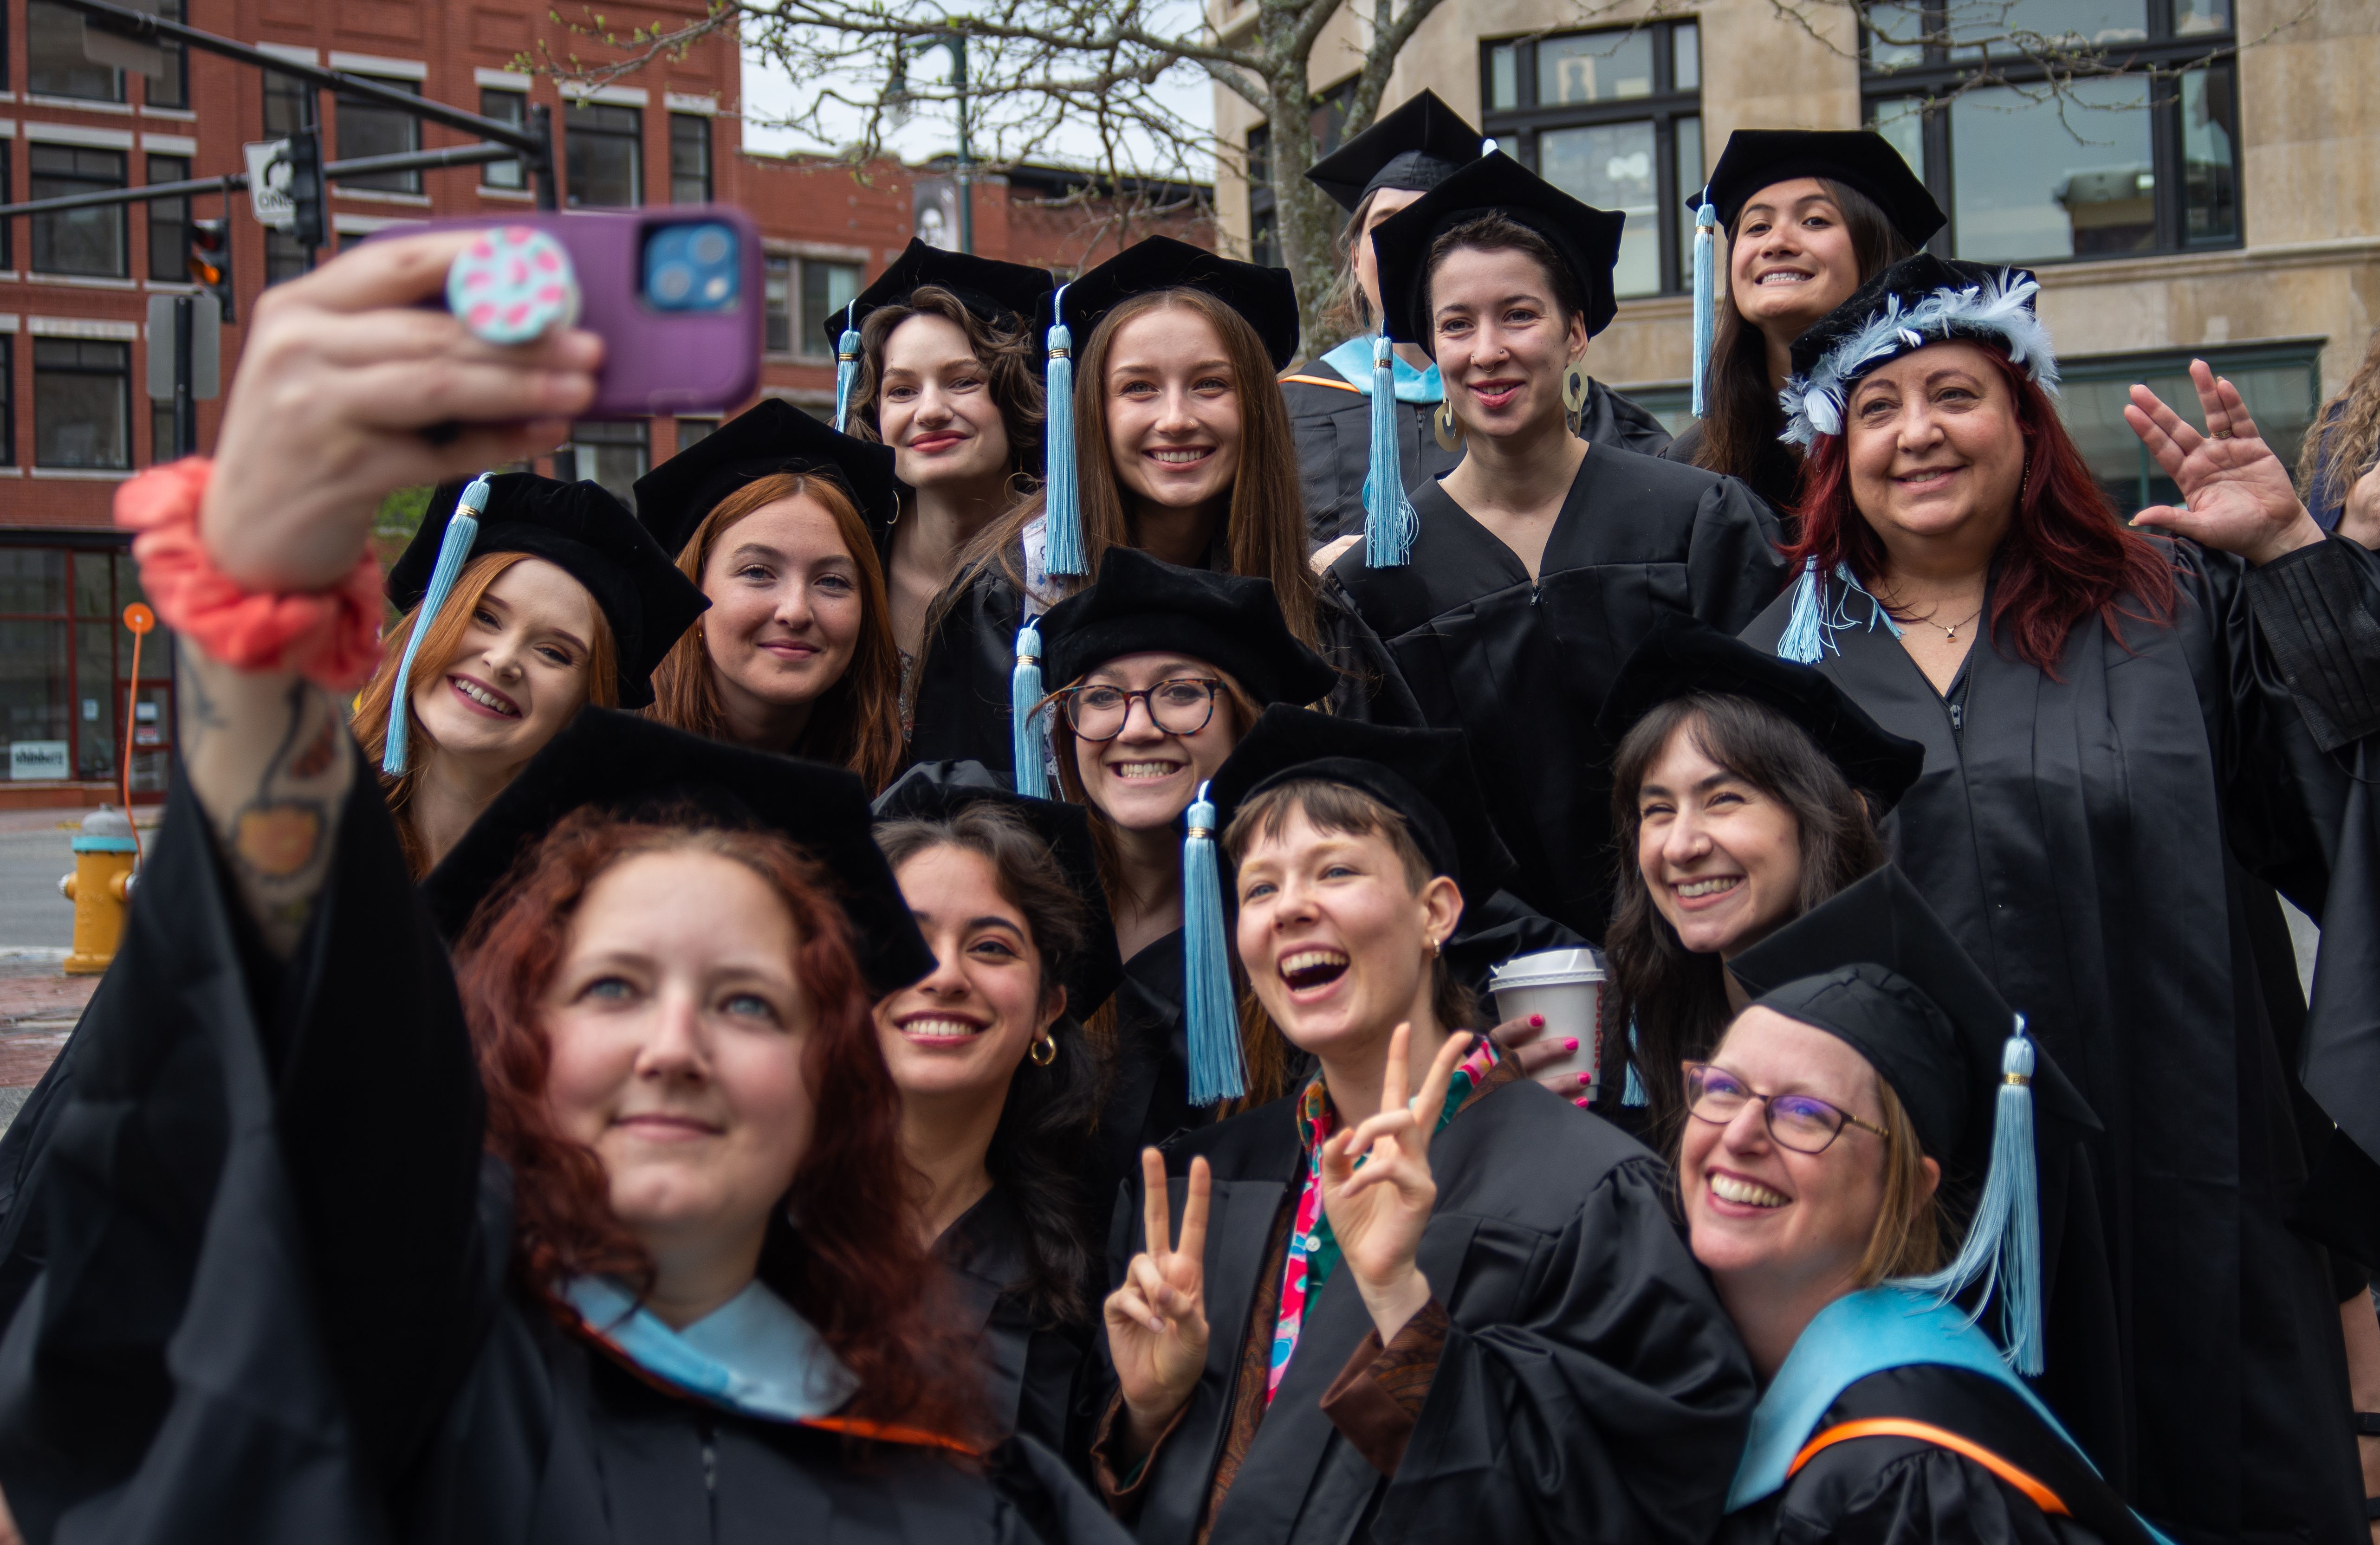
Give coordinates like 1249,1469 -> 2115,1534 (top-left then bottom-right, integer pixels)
423,707 -> 934,994
1371,150 -> 1628,348
1692,129 -> 1945,250
1041,235 -> 1300,374
1598,617 -> 1927,812
872,759 -> 1126,1016
1787,251 -> 2042,381
1726,866 -> 2093,1171
631,397 -> 900,561
389,473 -> 705,711
823,237 -> 1054,356
1305,90 -> 1484,215
1034,546 -> 1338,708
1207,705 -> 1514,897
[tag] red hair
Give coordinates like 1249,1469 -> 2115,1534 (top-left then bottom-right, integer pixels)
455,808 -> 985,1443
1784,346 -> 2176,675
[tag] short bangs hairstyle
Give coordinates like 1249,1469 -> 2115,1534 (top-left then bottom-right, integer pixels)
1221,776 -> 1477,1037
846,284 -> 1047,486
457,806 -> 983,1441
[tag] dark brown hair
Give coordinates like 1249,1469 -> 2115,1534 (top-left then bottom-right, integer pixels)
353,549 -> 619,878
1423,213 -> 1588,337
922,288 -> 1319,681
647,470 -> 904,793
1321,188 -> 1389,343
846,283 -> 1047,489
1607,694 -> 1888,1142
873,807 -> 1105,1326
457,809 -> 986,1442
1690,178 -> 1915,507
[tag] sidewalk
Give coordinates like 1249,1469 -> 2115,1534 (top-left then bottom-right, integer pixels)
0,950 -> 95,1131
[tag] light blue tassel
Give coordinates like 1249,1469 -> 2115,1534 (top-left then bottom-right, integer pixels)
1362,330 -> 1417,567
1181,781 -> 1246,1106
382,472 -> 493,776
1900,1015 -> 2043,1377
1042,283 -> 1085,577
1776,557 -> 1826,665
832,300 -> 860,433
1010,621 -> 1049,798
1691,198 -> 1719,418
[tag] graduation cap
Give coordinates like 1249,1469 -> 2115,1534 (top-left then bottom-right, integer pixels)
1684,130 -> 1946,418
872,758 -> 1126,1018
1370,150 -> 1628,349
1597,617 -> 1926,812
1043,236 -> 1300,375
1305,89 -> 1485,215
822,238 -> 1053,359
631,397 -> 900,562
423,707 -> 934,995
1727,865 -> 2097,1374
1037,547 -> 1338,707
379,472 -> 708,772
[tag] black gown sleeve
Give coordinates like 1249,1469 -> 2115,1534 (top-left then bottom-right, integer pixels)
1686,473 -> 1790,634
1742,1440 -> 2108,1545
2244,533 -> 2380,752
1316,571 -> 1425,727
909,564 -> 1030,773
1369,1154 -> 1755,1545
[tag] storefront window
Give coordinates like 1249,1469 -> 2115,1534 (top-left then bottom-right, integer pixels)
0,546 -> 175,788
2057,347 -> 2319,517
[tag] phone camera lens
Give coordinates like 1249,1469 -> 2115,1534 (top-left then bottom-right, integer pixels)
691,226 -> 730,265
652,262 -> 694,304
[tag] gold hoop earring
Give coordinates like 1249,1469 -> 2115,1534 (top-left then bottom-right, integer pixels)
1563,362 -> 1589,436
1433,401 -> 1464,453
1030,1028 -> 1058,1066
1426,936 -> 1442,959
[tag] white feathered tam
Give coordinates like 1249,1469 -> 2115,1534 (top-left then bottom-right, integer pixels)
1778,266 -> 2059,450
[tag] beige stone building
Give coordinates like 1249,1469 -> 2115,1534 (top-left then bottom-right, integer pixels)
1212,0 -> 2380,512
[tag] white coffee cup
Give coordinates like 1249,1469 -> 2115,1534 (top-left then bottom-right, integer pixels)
1488,946 -> 1608,1098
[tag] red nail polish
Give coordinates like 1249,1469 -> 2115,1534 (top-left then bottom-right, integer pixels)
1563,1037 -> 1579,1052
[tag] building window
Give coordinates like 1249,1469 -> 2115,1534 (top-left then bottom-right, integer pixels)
1245,78 -> 1356,271
338,77 -> 424,194
147,153 -> 190,283
566,102 -> 642,208
2058,343 -> 2314,518
670,113 -> 713,203
34,338 -> 132,470
481,87 -> 528,190
0,546 -> 177,786
1863,4 -> 2240,262
31,146 -> 129,278
800,259 -> 862,358
146,0 -> 188,110
0,339 -> 14,466
675,416 -> 720,451
0,146 -> 13,272
150,398 -> 175,464
265,228 -> 311,285
764,254 -> 793,353
265,70 -> 311,137
555,420 -> 649,507
1480,19 -> 1701,299
27,0 -> 122,101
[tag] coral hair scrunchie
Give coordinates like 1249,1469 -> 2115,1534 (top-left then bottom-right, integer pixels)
115,458 -> 385,692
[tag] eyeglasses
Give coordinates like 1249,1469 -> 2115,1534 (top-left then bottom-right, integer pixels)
1681,1061 -> 1890,1154
1061,679 -> 1225,742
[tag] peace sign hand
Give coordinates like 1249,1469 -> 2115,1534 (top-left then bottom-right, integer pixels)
1104,1149 -> 1211,1452
2124,360 -> 2324,567
1320,1023 -> 1470,1343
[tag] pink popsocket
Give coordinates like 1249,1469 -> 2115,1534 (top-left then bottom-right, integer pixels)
447,225 -> 581,344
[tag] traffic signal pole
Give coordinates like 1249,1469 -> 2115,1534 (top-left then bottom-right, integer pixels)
0,140 -> 523,221
173,295 -> 195,459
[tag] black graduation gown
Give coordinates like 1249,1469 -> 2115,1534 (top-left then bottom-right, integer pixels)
1089,928 -> 1210,1219
942,1185 -> 1094,1457
906,550 -> 1422,779
1284,366 -> 1673,549
1739,534 -> 2380,1545
1329,446 -> 1786,943
1098,1077 -> 1756,1545
1660,419 -> 1802,521
1717,1367 -> 2125,1545
0,762 -> 1128,1545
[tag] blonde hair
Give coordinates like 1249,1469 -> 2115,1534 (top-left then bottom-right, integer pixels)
352,549 -> 619,878
1854,1076 -> 1946,1287
645,471 -> 904,794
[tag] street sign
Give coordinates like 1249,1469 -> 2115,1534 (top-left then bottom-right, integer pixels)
243,139 -> 294,230
145,293 -> 220,402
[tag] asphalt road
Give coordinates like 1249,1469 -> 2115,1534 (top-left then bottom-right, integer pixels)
0,821 -> 78,951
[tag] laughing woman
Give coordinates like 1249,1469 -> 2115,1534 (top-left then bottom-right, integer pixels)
1332,152 -> 1784,945
634,398 -> 907,791
869,759 -> 1124,1451
353,472 -> 706,875
1087,707 -> 1753,1545
1741,252 -> 2380,1539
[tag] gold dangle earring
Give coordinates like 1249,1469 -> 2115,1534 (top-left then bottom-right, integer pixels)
1433,400 -> 1465,453
1562,362 -> 1589,438
1030,1027 -> 1058,1066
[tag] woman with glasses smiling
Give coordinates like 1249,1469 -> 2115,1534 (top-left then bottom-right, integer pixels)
1031,549 -> 1341,1202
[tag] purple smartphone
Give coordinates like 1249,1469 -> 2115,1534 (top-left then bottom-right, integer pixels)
388,206 -> 763,418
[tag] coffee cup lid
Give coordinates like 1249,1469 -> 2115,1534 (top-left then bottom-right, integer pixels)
1487,946 -> 1606,988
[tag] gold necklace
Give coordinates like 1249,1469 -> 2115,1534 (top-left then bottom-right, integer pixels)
1919,605 -> 1983,642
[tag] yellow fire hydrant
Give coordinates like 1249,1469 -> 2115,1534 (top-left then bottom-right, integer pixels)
59,804 -> 137,976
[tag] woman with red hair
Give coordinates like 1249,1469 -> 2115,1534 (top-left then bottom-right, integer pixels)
1741,252 -> 2380,1545
0,230 -> 1125,1545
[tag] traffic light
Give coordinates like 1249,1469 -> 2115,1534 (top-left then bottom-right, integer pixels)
186,219 -> 233,323
286,129 -> 328,254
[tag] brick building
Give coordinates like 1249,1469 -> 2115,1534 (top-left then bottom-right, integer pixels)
0,0 -> 1209,804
